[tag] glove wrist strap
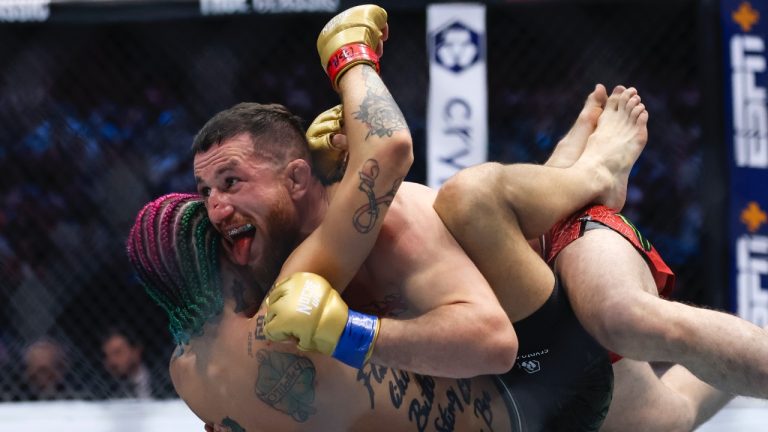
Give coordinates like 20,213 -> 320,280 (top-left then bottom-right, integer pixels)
326,43 -> 380,91
331,310 -> 379,369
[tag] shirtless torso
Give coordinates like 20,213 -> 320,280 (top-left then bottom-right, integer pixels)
168,182 -> 519,431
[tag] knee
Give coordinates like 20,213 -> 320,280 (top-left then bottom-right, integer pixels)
588,295 -> 677,358
435,162 -> 504,225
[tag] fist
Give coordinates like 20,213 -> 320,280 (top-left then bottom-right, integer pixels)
264,272 -> 349,355
306,104 -> 347,184
317,4 -> 388,89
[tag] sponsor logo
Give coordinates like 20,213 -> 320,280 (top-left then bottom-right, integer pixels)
431,20 -> 482,73
731,33 -> 768,168
516,349 -> 549,360
736,233 -> 768,326
296,279 -> 322,315
0,0 -> 49,22
518,359 -> 541,374
435,97 -> 475,184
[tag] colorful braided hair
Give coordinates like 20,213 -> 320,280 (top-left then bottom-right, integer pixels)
126,193 -> 223,345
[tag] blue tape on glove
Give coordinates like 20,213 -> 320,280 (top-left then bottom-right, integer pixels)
332,310 -> 378,369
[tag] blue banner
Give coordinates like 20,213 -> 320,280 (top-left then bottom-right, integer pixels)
723,0 -> 768,325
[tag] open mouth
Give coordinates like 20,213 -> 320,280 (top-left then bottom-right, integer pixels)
226,224 -> 256,266
227,224 -> 255,241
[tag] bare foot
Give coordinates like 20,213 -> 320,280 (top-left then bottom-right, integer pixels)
575,85 -> 648,211
546,84 -> 609,168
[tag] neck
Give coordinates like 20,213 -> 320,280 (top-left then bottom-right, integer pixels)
296,178 -> 332,240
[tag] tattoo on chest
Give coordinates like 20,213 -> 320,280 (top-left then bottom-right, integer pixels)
254,350 -> 317,422
218,416 -> 246,432
354,158 -> 402,233
356,365 -> 495,431
354,65 -> 409,140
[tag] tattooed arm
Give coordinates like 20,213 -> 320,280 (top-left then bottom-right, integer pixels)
276,64 -> 412,290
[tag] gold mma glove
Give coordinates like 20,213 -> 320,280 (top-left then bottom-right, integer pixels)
264,272 -> 380,369
317,4 -> 388,90
306,104 -> 346,184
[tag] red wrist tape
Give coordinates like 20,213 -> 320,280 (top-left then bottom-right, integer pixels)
326,43 -> 380,90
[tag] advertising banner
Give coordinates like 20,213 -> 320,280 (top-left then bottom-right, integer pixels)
426,3 -> 488,188
723,0 -> 768,324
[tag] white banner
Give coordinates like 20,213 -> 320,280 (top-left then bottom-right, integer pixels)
426,3 -> 487,188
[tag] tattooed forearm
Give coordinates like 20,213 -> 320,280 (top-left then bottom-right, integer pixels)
354,158 -> 403,233
254,350 -> 317,422
353,66 -> 409,139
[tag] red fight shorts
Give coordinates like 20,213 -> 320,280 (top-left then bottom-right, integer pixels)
543,205 -> 676,363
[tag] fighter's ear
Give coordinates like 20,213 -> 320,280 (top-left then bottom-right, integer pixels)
285,158 -> 313,199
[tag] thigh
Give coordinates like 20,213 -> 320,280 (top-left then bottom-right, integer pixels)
554,228 -> 659,332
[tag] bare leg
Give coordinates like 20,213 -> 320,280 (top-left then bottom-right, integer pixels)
556,228 -> 768,398
434,84 -> 645,319
601,360 -> 733,432
661,364 -> 734,429
438,85 -> 648,246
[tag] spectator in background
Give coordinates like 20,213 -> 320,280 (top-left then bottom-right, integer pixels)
19,337 -> 79,401
101,326 -> 152,399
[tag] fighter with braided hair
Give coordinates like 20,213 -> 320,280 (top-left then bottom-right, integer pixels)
129,190 -> 539,430
127,193 -> 224,347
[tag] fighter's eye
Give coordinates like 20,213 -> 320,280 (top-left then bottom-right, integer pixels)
225,177 -> 239,189
199,187 -> 211,198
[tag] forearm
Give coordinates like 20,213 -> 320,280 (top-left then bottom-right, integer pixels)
337,64 -> 413,189
370,303 -> 517,377
314,64 -> 412,289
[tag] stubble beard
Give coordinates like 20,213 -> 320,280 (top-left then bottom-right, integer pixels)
249,198 -> 302,295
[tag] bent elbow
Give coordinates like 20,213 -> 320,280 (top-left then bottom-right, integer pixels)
464,315 -> 518,376
485,324 -> 518,374
390,133 -> 414,177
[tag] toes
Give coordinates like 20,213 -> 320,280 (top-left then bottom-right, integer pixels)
626,95 -> 642,112
618,87 -> 638,110
593,84 -> 609,107
630,103 -> 646,122
637,109 -> 649,127
605,88 -> 623,111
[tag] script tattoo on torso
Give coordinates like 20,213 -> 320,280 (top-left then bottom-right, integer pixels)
356,364 -> 497,432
